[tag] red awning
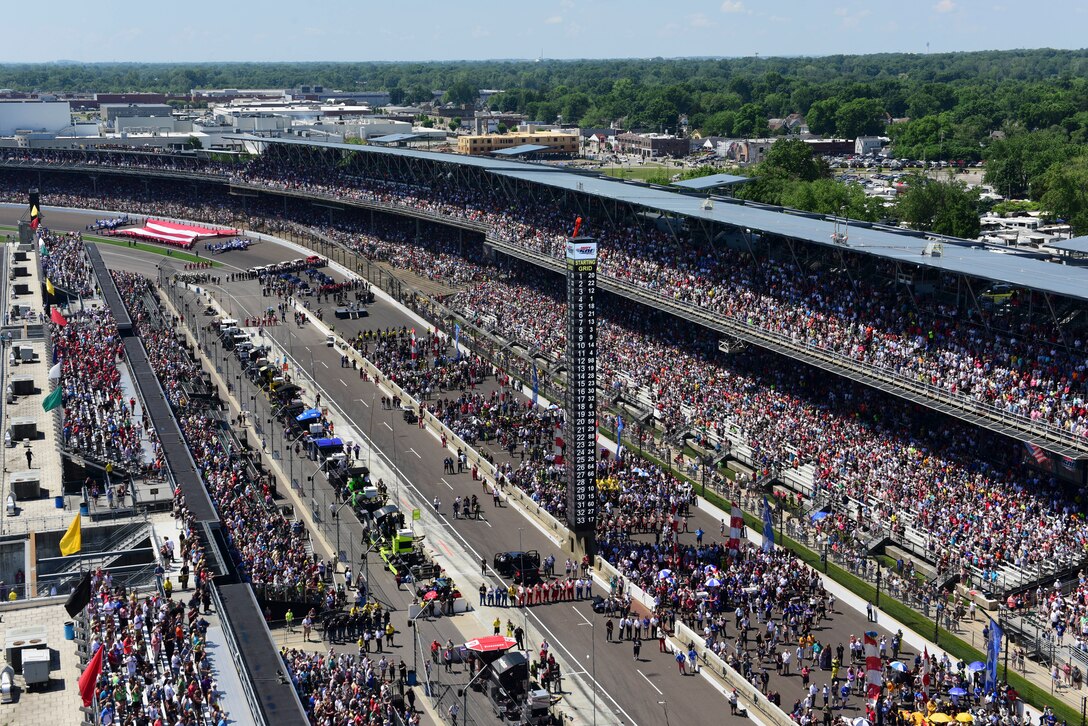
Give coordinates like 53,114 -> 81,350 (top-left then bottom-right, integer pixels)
464,636 -> 517,653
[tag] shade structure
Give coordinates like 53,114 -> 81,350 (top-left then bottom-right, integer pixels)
465,636 -> 518,653
296,408 -> 322,422
422,590 -> 439,601
955,714 -> 974,723
948,687 -> 967,696
966,661 -> 985,673
889,661 -> 909,672
657,569 -> 673,580
705,577 -> 723,588
930,714 -> 953,723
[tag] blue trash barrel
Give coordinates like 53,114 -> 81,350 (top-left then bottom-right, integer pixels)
64,622 -> 75,640
54,495 -> 64,509
79,503 -> 89,516
406,670 -> 417,687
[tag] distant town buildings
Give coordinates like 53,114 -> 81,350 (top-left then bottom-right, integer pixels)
457,130 -> 579,156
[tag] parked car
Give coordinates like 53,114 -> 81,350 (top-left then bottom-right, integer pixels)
493,550 -> 542,584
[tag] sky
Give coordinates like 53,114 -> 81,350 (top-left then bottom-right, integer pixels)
2,0 -> 1085,63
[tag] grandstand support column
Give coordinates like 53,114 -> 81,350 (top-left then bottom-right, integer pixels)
1042,292 -> 1072,347
564,229 -> 598,560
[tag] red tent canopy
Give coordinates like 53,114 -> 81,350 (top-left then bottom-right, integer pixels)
465,636 -> 517,653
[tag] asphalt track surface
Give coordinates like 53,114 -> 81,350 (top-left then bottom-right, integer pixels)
15,205 -> 919,726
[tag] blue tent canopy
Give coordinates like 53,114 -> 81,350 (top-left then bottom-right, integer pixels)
810,510 -> 830,522
296,408 -> 322,422
313,437 -> 344,448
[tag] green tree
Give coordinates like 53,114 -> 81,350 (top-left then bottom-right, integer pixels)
896,175 -> 981,238
806,99 -> 840,136
445,77 -> 477,106
761,139 -> 828,182
448,117 -> 461,132
1039,153 -> 1088,234
780,179 -> 883,221
834,98 -> 885,138
388,87 -> 406,105
699,110 -> 737,137
732,103 -> 768,137
408,84 -> 434,104
983,130 -> 1080,199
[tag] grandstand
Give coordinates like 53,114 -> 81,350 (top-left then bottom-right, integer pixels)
2,142 -> 1088,723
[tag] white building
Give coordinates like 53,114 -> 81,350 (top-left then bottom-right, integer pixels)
0,101 -> 72,136
855,136 -> 890,156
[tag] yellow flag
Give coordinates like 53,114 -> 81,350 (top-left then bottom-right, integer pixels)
46,278 -> 55,296
59,514 -> 81,556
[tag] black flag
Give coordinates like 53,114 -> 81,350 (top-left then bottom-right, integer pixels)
64,570 -> 92,618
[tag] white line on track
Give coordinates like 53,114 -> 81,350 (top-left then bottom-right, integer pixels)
637,669 -> 663,695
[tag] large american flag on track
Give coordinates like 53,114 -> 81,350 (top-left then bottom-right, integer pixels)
865,631 -> 883,702
727,502 -> 744,553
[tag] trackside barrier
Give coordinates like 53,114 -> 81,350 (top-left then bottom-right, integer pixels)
673,621 -> 797,726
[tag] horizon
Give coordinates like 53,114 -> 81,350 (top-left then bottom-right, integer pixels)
3,47 -> 1087,67
2,0 -> 1086,64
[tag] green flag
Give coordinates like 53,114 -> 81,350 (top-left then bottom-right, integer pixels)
42,386 -> 63,411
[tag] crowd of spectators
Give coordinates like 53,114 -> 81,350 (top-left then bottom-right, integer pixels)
111,270 -> 332,600
349,326 -> 485,400
280,647 -> 415,726
41,228 -> 96,297
50,303 -> 155,474
82,557 -> 226,726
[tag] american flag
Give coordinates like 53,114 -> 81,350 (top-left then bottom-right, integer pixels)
1024,442 -> 1049,466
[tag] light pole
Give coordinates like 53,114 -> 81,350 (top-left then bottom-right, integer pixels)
330,500 -> 354,565
459,664 -> 490,726
407,601 -> 431,688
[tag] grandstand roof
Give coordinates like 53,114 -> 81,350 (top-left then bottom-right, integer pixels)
241,136 -> 1088,301
671,173 -> 750,190
1047,236 -> 1088,254
491,144 -> 551,157
490,168 -> 1088,302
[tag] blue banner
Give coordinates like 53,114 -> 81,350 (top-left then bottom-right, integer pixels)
762,496 -> 775,552
531,363 -> 539,407
985,617 -> 1003,693
454,323 -> 461,361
